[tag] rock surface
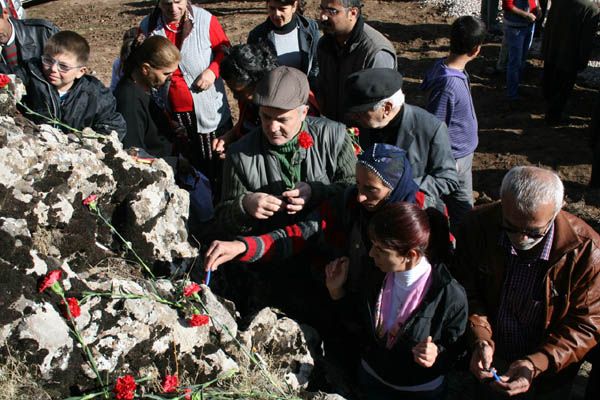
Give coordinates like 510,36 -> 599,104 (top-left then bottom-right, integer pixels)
0,81 -> 315,398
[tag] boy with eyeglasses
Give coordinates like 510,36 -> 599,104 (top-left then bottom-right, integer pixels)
1,30 -> 126,137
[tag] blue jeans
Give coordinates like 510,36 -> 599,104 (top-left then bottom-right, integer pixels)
505,24 -> 535,99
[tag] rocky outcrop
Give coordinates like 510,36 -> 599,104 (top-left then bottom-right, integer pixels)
0,76 -> 315,399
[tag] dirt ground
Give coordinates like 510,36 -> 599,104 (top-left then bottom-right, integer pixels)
25,0 -> 600,231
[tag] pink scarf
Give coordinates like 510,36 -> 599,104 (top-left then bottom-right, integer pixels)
374,260 -> 432,349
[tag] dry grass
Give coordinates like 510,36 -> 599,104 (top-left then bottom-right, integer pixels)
0,353 -> 52,400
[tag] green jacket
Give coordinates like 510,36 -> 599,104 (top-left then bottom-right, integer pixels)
214,116 -> 356,236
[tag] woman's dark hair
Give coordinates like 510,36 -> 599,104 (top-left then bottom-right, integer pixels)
220,42 -> 278,89
118,28 -> 140,74
122,35 -> 180,77
267,0 -> 305,15
368,202 -> 430,256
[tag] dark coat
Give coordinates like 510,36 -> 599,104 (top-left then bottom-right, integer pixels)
317,16 -> 397,122
114,77 -> 174,162
16,59 -> 126,137
247,14 -> 320,88
360,104 -> 459,209
335,262 -> 468,387
5,17 -> 59,64
542,0 -> 600,72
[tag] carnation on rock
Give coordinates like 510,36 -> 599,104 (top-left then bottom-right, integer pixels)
38,269 -> 63,294
183,282 -> 201,297
114,375 -> 136,400
162,374 -> 179,393
62,297 -> 81,319
188,314 -> 209,327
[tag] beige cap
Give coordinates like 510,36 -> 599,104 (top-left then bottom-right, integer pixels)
253,66 -> 309,109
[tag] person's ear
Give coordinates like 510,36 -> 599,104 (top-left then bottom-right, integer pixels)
469,44 -> 482,58
299,104 -> 309,121
74,66 -> 87,79
1,9 -> 9,20
140,62 -> 152,76
348,6 -> 359,19
406,249 -> 420,266
383,101 -> 394,116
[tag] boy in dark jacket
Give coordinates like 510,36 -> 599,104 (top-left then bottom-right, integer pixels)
421,16 -> 485,231
4,30 -> 126,137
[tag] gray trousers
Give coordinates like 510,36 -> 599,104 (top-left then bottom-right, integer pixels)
444,153 -> 474,233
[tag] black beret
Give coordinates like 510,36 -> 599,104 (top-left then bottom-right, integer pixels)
345,68 -> 403,113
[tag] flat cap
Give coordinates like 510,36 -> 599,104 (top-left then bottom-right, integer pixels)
253,66 -> 309,109
345,68 -> 403,113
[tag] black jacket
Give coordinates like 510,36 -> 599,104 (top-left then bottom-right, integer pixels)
247,14 -> 320,88
14,59 -> 126,137
115,77 -> 174,162
335,262 -> 468,387
3,17 -> 59,64
360,104 -> 459,209
317,16 -> 397,121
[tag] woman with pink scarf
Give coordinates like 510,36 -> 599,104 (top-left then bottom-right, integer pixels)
326,202 -> 468,399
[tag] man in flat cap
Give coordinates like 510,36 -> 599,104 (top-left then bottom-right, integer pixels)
214,66 -> 357,236
316,0 -> 396,123
346,68 -> 458,210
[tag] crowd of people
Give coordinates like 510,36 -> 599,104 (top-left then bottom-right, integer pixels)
1,0 -> 600,399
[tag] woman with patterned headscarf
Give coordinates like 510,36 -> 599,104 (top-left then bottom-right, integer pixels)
203,143 -> 424,274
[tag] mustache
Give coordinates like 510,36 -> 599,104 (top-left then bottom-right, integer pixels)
319,20 -> 332,29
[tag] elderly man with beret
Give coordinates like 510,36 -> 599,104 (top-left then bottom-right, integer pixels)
214,66 -> 356,236
345,68 -> 458,210
453,166 -> 600,399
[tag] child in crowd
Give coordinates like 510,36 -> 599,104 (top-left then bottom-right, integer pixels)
420,16 -> 486,231
3,30 -> 126,137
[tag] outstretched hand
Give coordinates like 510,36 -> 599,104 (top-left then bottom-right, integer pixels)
204,240 -> 246,271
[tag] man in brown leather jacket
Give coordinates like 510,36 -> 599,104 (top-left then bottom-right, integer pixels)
453,165 -> 600,399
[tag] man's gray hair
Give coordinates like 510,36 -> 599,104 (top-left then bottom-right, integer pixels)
500,166 -> 564,215
372,88 -> 405,111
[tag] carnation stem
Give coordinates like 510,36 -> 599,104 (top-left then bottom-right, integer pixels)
93,207 -> 156,279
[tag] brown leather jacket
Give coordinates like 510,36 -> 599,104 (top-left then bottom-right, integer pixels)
452,202 -> 600,375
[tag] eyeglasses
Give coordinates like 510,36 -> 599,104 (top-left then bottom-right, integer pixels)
501,217 -> 554,239
41,55 -> 83,73
319,5 -> 346,16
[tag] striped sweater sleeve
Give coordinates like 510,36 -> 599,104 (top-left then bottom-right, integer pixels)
236,199 -> 340,263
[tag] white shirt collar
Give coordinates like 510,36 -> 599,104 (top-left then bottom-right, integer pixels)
5,19 -> 16,47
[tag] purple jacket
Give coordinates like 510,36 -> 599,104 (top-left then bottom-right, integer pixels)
420,58 -> 478,159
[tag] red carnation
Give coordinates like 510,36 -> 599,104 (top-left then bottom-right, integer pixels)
38,269 -> 63,293
348,127 -> 360,137
183,283 -> 201,297
161,374 -> 179,393
114,375 -> 136,400
184,388 -> 193,400
82,194 -> 98,211
0,74 -> 10,89
188,314 -> 209,327
62,297 -> 81,319
353,143 -> 362,156
297,131 -> 313,149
